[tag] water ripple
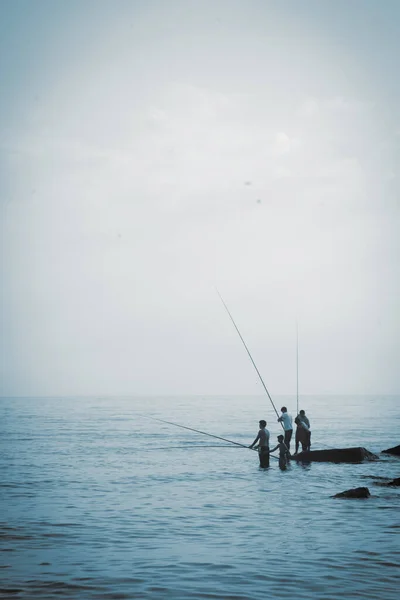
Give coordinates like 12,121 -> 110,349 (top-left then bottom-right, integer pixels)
1,395 -> 399,600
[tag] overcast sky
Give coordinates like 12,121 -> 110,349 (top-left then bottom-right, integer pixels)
1,0 -> 399,397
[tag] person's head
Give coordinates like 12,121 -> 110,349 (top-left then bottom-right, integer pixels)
277,434 -> 284,442
300,410 -> 305,416
281,406 -> 287,413
259,420 -> 267,428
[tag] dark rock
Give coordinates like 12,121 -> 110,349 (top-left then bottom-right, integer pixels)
388,477 -> 400,486
333,487 -> 371,499
373,477 -> 400,487
381,445 -> 400,456
291,447 -> 379,463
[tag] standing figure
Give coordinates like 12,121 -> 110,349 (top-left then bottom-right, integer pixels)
277,406 -> 293,453
300,409 -> 311,451
294,410 -> 311,454
249,420 -> 270,468
269,434 -> 290,470
294,409 -> 311,453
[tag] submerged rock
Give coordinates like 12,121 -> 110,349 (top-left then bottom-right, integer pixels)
333,487 -> 371,499
387,477 -> 400,486
381,445 -> 400,456
373,477 -> 400,487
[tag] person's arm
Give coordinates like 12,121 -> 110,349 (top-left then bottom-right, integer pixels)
249,432 -> 260,449
269,444 -> 279,453
277,416 -> 283,422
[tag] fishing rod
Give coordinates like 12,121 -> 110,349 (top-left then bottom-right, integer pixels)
145,445 -> 245,450
216,299 -> 339,455
137,413 -> 279,459
296,320 -> 299,417
137,413 -> 254,449
216,288 -> 283,425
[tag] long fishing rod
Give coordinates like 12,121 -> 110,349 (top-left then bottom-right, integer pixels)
137,413 -> 254,449
137,413 -> 279,459
216,288 -> 282,424
150,445 -> 245,450
296,320 -> 299,416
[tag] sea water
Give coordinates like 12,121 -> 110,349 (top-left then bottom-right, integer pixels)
0,395 -> 399,599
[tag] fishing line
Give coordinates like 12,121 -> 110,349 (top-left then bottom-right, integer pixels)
216,288 -> 284,430
296,320 -> 299,417
311,440 -> 340,450
137,413 -> 254,449
144,445 -> 245,450
137,413 -> 279,460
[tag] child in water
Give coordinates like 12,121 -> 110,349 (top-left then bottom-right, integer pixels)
269,434 -> 290,470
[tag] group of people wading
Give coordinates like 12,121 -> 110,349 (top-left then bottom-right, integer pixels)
249,406 -> 311,469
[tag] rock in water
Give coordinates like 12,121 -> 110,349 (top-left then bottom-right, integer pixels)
291,447 -> 379,463
387,477 -> 400,486
374,477 -> 400,487
333,487 -> 371,499
381,445 -> 400,456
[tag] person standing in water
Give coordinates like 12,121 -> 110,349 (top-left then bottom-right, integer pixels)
249,420 -> 270,468
269,434 -> 290,470
300,409 -> 311,451
277,406 -> 293,453
294,409 -> 311,453
294,410 -> 311,454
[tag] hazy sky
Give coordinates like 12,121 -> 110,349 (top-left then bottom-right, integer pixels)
1,0 -> 399,396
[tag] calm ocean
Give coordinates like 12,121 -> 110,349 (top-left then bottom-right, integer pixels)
0,395 -> 399,599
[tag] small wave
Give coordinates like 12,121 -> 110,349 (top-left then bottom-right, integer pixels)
0,534 -> 34,541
